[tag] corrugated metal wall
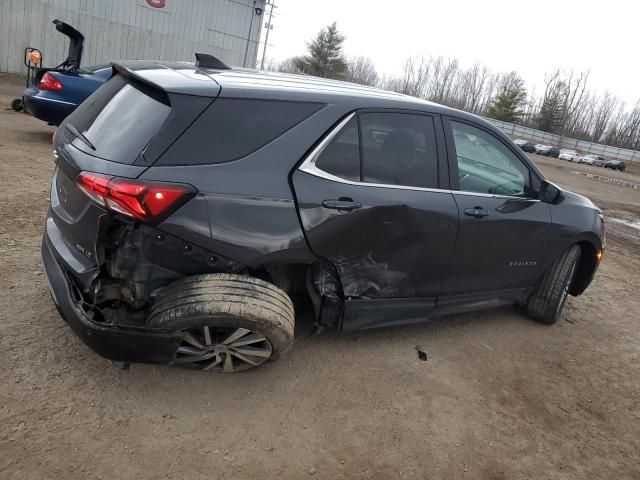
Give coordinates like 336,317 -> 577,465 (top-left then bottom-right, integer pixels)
0,0 -> 266,74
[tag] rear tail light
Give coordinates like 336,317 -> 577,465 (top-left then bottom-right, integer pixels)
76,172 -> 196,224
38,72 -> 63,91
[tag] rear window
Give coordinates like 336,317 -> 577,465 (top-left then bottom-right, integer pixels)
156,98 -> 324,166
64,75 -> 170,163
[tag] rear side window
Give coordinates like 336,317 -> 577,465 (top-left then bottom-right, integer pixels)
315,117 -> 360,181
360,113 -> 438,188
314,112 -> 439,189
64,75 -> 170,164
157,99 -> 324,166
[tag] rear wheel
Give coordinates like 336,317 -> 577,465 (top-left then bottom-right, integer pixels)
10,98 -> 23,112
147,274 -> 295,372
527,245 -> 581,324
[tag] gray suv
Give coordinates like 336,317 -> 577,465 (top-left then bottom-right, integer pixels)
42,56 -> 605,372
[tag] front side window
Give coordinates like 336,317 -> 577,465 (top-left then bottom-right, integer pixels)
451,121 -> 532,197
314,112 -> 439,189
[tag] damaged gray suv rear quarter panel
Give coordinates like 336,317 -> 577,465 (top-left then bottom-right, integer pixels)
140,76 -> 446,269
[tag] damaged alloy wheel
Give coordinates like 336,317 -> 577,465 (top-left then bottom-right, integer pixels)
176,326 -> 273,372
147,274 -> 295,372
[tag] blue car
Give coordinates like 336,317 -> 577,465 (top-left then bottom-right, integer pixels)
23,20 -> 111,125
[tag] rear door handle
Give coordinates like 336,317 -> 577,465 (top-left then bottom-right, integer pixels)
464,207 -> 489,218
322,198 -> 362,212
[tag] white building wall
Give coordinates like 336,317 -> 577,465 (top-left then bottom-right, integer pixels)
0,0 -> 266,74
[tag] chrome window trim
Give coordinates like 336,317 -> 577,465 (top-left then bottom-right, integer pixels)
454,190 -> 541,201
298,112 -> 452,194
298,112 -> 541,201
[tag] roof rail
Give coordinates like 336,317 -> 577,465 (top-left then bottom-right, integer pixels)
194,53 -> 231,70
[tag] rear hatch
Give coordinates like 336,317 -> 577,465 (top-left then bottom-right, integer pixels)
50,64 -> 219,275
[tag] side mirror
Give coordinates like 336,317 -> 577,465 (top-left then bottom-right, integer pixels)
539,181 -> 562,204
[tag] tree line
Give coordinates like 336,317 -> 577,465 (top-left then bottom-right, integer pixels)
267,23 -> 640,151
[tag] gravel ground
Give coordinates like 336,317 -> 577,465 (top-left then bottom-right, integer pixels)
1,73 -> 639,479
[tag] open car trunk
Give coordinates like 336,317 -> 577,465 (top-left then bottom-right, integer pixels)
30,19 -> 85,86
53,19 -> 84,71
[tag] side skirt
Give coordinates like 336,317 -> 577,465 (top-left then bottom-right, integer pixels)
341,288 -> 532,331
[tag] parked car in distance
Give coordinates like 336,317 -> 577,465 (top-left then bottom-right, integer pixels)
535,144 -> 551,155
514,139 -> 536,153
544,146 -> 560,158
23,20 -> 110,125
582,154 -> 607,167
559,149 -> 579,161
580,155 -> 596,165
42,55 -> 605,372
605,160 -> 626,171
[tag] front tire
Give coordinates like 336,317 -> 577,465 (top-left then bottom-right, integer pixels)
147,274 -> 295,372
527,245 -> 581,324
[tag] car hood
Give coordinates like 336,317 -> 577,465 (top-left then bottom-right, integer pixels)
53,19 -> 84,71
562,189 -> 599,211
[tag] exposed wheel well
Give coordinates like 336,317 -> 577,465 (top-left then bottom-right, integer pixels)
256,261 -> 343,328
569,241 -> 598,296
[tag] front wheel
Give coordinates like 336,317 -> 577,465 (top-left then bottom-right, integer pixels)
147,274 -> 295,372
526,245 -> 581,324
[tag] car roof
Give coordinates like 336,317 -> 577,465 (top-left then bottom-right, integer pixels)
112,59 -> 485,119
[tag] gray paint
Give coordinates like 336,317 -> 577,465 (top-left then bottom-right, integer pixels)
0,0 -> 265,74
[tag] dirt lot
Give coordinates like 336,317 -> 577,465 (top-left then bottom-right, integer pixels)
1,73 -> 639,479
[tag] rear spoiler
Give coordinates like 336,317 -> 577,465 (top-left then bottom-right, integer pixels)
110,61 -> 221,97
53,19 -> 84,72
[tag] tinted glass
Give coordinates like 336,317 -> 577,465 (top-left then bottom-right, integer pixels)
65,75 -> 170,163
158,98 -> 324,166
360,113 -> 438,188
451,121 -> 531,196
315,117 -> 360,181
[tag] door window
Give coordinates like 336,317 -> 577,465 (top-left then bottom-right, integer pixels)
450,121 -> 532,197
314,112 -> 439,189
360,113 -> 438,188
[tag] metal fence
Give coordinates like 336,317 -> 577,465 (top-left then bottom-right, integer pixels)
486,118 -> 640,163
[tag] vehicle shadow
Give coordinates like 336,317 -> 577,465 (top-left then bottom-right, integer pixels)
294,306 -> 530,352
32,303 -> 547,421
17,128 -> 54,145
112,305 -> 533,386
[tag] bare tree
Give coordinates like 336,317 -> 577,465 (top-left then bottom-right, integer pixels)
590,92 -> 618,143
270,52 -> 640,152
345,56 -> 378,86
277,57 -> 303,74
398,56 -> 431,97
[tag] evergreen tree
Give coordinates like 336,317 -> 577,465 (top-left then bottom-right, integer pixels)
486,81 -> 527,123
294,22 -> 347,80
537,84 -> 566,133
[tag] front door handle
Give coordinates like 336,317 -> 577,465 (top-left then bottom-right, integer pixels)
322,198 -> 362,212
464,207 -> 490,219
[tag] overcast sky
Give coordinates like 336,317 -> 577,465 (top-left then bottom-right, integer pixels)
262,0 -> 639,104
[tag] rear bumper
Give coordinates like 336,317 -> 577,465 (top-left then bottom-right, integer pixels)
23,88 -> 76,125
42,230 -> 183,364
